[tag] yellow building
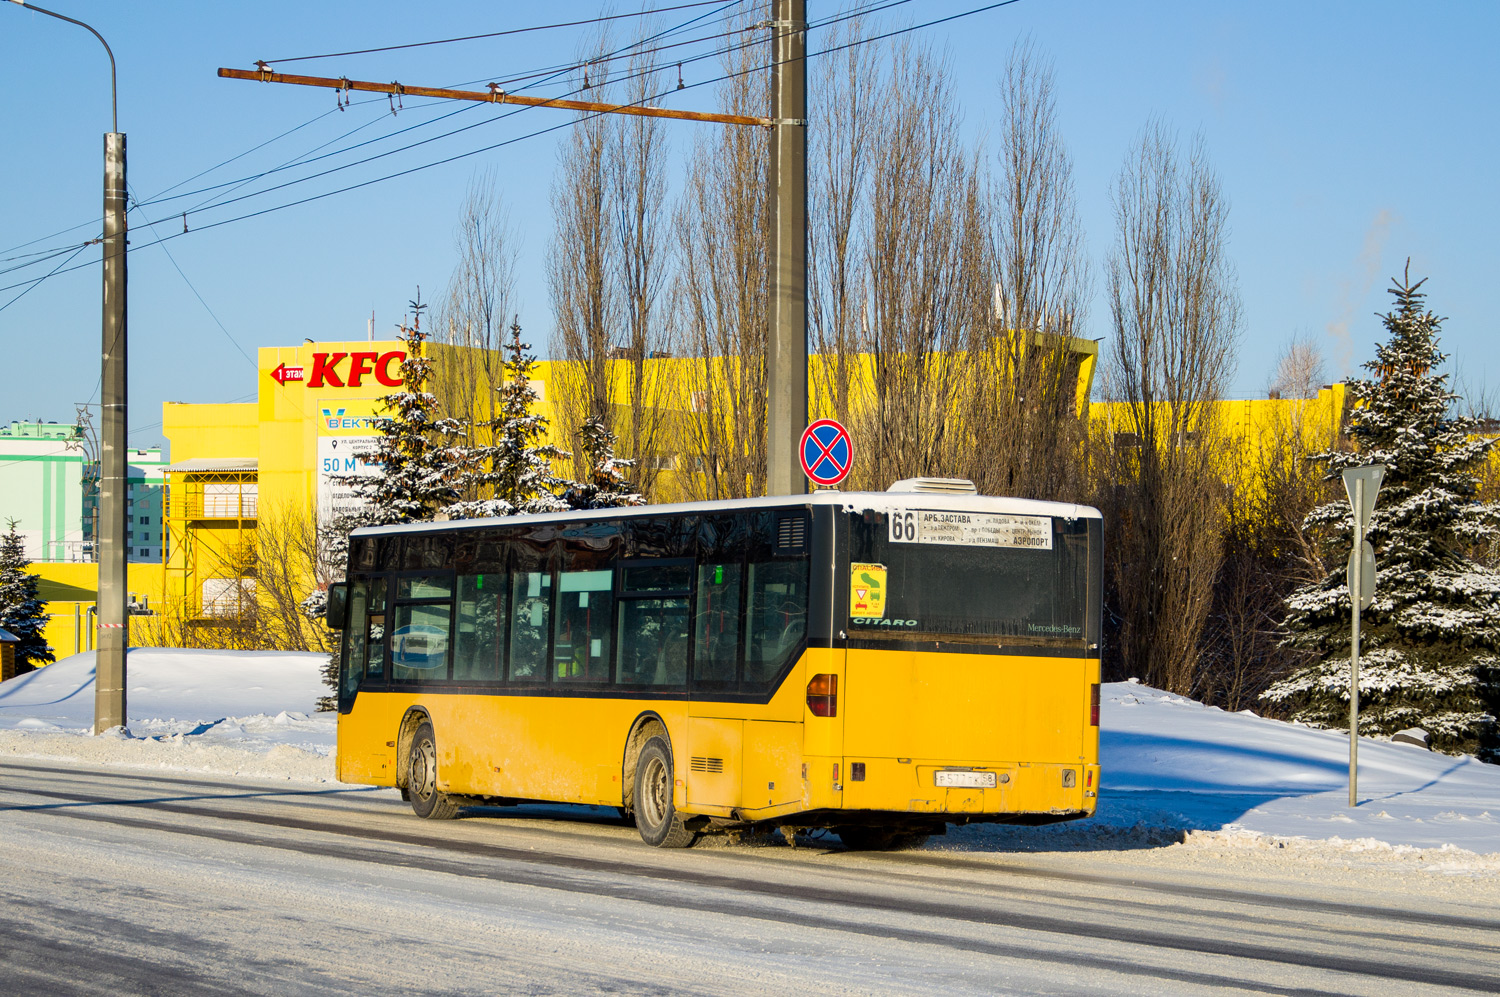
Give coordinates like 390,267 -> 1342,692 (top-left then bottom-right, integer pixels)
32,332 -> 1352,657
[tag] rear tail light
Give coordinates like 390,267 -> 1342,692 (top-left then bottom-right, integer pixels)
1089,682 -> 1100,726
807,673 -> 838,717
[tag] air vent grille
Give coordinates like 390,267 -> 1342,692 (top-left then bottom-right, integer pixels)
775,514 -> 808,553
689,756 -> 724,774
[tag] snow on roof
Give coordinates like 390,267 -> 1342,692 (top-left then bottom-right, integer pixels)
165,458 -> 258,472
354,490 -> 1102,539
0,628 -> 17,643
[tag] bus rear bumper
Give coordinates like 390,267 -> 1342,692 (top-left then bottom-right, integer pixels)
811,756 -> 1099,820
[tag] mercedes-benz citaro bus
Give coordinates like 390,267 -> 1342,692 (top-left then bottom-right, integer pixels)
325,477 -> 1102,850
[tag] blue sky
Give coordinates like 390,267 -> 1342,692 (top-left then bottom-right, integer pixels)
3,1 -> 1496,454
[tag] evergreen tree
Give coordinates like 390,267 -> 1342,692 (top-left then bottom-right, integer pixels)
0,520 -> 54,672
310,293 -> 468,708
447,317 -> 571,518
345,296 -> 467,527
564,416 -> 645,510
1262,270 -> 1500,759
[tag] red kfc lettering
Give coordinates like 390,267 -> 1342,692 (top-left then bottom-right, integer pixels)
308,352 -> 346,388
375,350 -> 405,387
347,351 -> 378,387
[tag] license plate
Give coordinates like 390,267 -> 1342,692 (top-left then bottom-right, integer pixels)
935,770 -> 996,789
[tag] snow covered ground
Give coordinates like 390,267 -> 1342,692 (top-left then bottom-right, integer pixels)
1,651 -> 1495,863
0,648 -> 335,782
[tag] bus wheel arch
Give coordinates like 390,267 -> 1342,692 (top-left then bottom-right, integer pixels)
620,712 -> 669,813
395,707 -> 433,791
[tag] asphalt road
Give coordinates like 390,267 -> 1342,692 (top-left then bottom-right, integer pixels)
1,758 -> 1496,996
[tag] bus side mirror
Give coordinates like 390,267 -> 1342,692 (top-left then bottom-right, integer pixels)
326,582 -> 349,630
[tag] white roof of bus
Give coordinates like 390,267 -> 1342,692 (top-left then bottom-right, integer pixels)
352,491 -> 1101,538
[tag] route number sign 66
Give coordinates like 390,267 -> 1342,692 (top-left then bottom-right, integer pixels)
888,511 -> 917,543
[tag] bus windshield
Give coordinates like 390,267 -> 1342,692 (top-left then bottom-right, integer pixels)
847,509 -> 1091,644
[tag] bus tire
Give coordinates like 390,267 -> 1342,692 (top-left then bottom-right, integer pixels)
836,827 -> 929,851
633,736 -> 697,848
408,721 -> 460,820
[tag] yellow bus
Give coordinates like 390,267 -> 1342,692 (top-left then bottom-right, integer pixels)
327,478 -> 1102,849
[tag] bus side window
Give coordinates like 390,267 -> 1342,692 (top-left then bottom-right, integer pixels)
509,571 -> 552,682
391,601 -> 452,681
616,559 -> 691,688
554,569 -> 612,682
617,597 -> 690,687
341,579 -> 370,702
365,577 -> 387,684
744,560 -> 808,688
693,563 -> 742,690
453,573 -> 505,682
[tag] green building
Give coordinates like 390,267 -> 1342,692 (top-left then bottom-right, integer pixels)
0,420 -> 166,563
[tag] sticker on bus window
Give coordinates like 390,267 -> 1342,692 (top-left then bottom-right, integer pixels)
850,563 -> 887,619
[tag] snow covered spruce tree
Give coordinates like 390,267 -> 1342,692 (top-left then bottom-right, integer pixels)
1262,271 -> 1500,759
0,520 -> 54,673
306,300 -> 467,705
446,317 -> 571,518
563,416 -> 645,510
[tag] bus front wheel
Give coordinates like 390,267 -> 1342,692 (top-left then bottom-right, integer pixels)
407,721 -> 460,820
633,737 -> 698,848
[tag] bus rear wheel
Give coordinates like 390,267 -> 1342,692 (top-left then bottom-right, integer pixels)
836,826 -> 930,851
633,736 -> 698,848
407,721 -> 460,820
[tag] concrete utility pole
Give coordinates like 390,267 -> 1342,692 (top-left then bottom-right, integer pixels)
765,0 -> 809,497
222,16 -> 812,497
7,1 -> 128,732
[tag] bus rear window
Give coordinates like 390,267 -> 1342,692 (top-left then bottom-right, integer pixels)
848,510 -> 1090,643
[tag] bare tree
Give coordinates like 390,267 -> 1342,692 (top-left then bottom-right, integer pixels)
609,45 -> 676,499
549,40 -> 619,475
960,41 -> 1091,501
1267,335 -> 1327,399
1098,125 -> 1241,695
854,40 -> 977,490
675,17 -> 770,499
808,15 -> 877,430
431,170 -> 517,508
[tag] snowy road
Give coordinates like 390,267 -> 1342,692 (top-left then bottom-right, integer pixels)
2,760 -> 1498,996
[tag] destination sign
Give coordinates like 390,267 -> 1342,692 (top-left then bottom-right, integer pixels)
887,510 -> 1053,550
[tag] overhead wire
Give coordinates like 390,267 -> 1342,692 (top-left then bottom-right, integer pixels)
260,1 -> 736,65
126,184 -> 258,369
8,1 -> 752,246
0,241 -> 91,316
137,0 -> 751,214
130,2 -> 752,224
2,0 -> 1010,300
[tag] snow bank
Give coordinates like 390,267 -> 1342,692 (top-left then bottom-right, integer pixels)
946,681 -> 1500,863
2,657 -> 1496,861
0,648 -> 335,781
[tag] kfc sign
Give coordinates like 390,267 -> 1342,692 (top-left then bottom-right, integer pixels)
307,351 -> 405,388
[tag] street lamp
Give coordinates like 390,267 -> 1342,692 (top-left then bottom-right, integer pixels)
8,0 -> 129,734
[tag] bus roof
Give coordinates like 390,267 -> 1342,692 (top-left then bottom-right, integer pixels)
351,490 -> 1102,539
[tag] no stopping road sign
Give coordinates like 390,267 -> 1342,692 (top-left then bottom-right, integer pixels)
800,419 -> 852,487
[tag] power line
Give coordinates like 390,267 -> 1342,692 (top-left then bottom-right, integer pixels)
126,185 -> 258,369
139,3 -> 753,214
260,1 -> 739,65
0,241 -> 91,316
3,2 -> 750,256
0,0 -> 1015,299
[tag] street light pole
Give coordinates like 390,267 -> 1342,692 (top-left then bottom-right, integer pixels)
8,1 -> 128,733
